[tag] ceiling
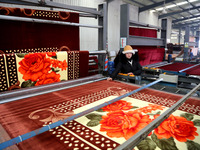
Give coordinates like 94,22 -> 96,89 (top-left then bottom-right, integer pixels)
125,0 -> 200,29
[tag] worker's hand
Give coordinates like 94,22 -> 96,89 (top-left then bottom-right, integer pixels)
107,77 -> 113,81
127,72 -> 133,75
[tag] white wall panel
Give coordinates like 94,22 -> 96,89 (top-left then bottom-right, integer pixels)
107,0 -> 139,52
53,0 -> 104,51
139,11 -> 159,26
107,0 -> 123,52
167,17 -> 172,43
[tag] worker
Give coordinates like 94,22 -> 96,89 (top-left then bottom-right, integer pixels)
174,47 -> 194,60
107,45 -> 142,83
189,48 -> 194,60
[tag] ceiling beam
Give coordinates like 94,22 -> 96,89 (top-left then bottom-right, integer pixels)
139,0 -> 175,13
172,14 -> 200,23
173,20 -> 200,28
171,1 -> 194,23
173,26 -> 199,30
127,0 -> 145,7
159,5 -> 200,19
148,0 -> 178,19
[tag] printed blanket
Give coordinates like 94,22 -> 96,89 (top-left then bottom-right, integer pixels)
0,80 -> 199,150
0,51 -> 89,92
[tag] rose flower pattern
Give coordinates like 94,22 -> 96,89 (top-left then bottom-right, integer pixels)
102,100 -> 133,112
133,104 -> 165,113
18,52 -> 67,86
18,53 -> 52,81
154,115 -> 199,142
100,110 -> 151,140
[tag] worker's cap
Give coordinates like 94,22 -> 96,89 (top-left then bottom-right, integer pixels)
122,45 -> 138,54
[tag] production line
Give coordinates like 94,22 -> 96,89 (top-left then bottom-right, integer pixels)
0,1 -> 200,150
0,75 -> 200,150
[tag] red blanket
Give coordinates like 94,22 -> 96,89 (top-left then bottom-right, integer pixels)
0,7 -> 79,52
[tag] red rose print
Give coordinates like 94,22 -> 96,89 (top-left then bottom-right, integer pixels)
102,100 -> 133,112
18,53 -> 52,81
46,52 -> 56,57
100,110 -> 151,140
35,72 -> 60,86
154,115 -> 198,142
134,104 -> 165,113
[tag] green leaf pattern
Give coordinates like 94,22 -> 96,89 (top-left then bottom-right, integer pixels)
137,137 -> 156,150
180,113 -> 194,121
151,133 -> 178,150
185,140 -> 200,150
21,80 -> 36,88
85,113 -> 102,127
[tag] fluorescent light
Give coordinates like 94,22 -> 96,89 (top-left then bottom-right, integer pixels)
166,4 -> 176,9
189,0 -> 198,2
177,1 -> 188,6
155,1 -> 188,12
156,7 -> 163,11
150,10 -> 156,13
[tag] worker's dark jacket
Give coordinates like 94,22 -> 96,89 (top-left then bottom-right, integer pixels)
110,53 -> 142,79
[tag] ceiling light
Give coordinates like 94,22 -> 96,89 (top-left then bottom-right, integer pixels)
155,1 -> 189,12
177,2 -> 188,6
166,4 -> 176,9
156,7 -> 163,11
188,0 -> 198,2
150,10 -> 156,13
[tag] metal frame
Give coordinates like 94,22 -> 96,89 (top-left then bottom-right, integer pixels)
0,15 -> 102,28
120,4 -> 165,49
173,14 -> 200,24
139,0 -> 176,13
0,0 -> 108,51
159,5 -> 200,19
89,50 -> 107,73
129,20 -> 162,30
0,74 -> 105,104
0,78 -> 163,149
128,35 -> 164,46
0,0 -> 101,15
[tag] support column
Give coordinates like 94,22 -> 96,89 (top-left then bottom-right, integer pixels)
178,27 -> 181,45
184,26 -> 190,60
161,19 -> 167,60
120,4 -> 129,53
98,3 -> 107,50
98,3 -> 107,73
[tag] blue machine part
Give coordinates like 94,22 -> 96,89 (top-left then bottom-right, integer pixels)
108,61 -> 115,75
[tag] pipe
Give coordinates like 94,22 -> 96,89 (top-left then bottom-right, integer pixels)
179,63 -> 200,72
0,74 -> 105,104
0,78 -> 163,149
89,50 -> 107,55
115,83 -> 200,150
0,15 -> 103,28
